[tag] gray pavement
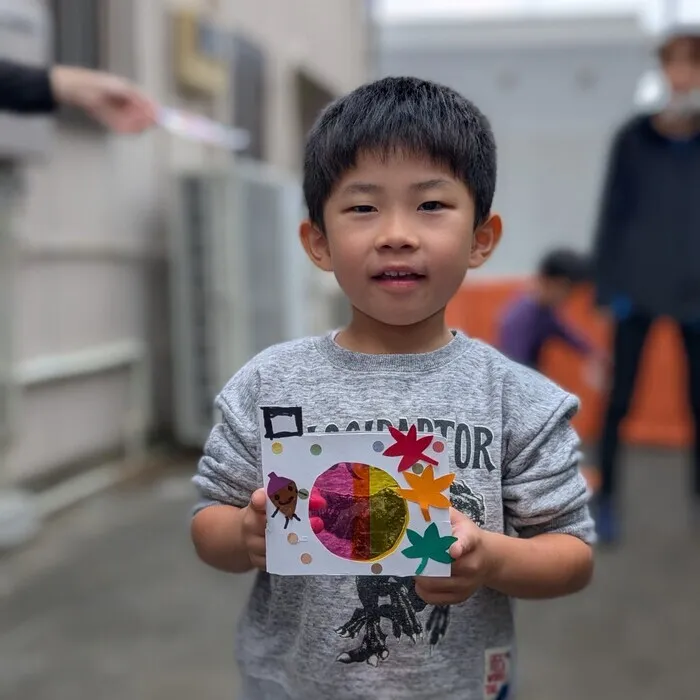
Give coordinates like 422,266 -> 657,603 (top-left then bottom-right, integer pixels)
1,448 -> 699,700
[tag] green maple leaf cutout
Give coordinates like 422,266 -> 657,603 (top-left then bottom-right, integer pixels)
401,522 -> 458,576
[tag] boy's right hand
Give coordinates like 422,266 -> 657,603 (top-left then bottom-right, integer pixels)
242,488 -> 268,570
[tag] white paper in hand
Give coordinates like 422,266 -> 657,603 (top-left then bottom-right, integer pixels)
157,106 -> 250,151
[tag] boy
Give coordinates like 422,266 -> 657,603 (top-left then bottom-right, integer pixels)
498,248 -> 596,370
192,77 -> 595,700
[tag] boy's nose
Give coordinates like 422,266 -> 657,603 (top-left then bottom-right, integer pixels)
374,216 -> 420,250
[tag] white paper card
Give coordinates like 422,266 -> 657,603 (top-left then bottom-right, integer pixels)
260,406 -> 456,577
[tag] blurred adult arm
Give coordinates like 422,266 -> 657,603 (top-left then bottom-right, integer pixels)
0,59 -> 157,133
551,315 -> 594,356
0,59 -> 55,113
50,65 -> 158,133
590,121 -> 635,309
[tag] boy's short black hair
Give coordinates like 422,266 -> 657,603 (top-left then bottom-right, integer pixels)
538,249 -> 590,284
303,76 -> 497,231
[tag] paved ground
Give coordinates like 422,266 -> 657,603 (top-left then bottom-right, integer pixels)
1,447 -> 699,700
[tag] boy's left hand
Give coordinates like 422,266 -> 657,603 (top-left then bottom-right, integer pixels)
415,508 -> 496,606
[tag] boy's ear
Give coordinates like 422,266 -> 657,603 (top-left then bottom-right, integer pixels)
299,219 -> 333,272
469,213 -> 502,269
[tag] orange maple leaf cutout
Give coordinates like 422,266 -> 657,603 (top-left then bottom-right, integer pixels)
383,425 -> 439,472
397,466 -> 456,521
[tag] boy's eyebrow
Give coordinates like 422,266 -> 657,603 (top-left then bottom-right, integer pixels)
340,179 -> 453,195
341,182 -> 382,195
410,178 -> 452,192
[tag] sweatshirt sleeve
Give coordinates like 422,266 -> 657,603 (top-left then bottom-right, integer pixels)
192,362 -> 262,513
0,59 -> 56,114
501,369 -> 596,544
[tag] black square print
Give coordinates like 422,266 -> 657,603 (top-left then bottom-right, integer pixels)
261,406 -> 304,440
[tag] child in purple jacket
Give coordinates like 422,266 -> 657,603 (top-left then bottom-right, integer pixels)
497,248 -> 604,501
498,249 -> 600,371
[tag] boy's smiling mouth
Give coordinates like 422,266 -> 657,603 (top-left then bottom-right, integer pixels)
371,265 -> 426,287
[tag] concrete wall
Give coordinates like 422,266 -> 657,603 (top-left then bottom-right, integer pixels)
3,0 -> 367,483
377,14 -> 652,278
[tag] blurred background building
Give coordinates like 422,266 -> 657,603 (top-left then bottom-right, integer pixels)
3,2 -> 700,700
378,0 -> 700,452
1,0 -> 699,521
1,0 -> 367,499
3,0 -> 699,521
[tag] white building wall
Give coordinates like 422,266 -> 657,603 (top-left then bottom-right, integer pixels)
4,0 -> 367,483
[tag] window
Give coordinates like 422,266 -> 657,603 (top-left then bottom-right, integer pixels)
49,0 -> 108,126
50,0 -> 106,68
231,33 -> 266,161
296,71 -> 334,169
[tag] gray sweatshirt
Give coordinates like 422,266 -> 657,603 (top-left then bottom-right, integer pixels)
194,331 -> 595,700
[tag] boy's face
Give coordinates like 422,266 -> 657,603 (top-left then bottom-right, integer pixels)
660,36 -> 700,96
300,152 -> 501,329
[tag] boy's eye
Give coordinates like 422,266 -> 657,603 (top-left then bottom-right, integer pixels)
348,205 -> 377,214
418,201 -> 445,212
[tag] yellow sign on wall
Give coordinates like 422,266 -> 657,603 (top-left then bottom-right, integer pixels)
173,9 -> 227,97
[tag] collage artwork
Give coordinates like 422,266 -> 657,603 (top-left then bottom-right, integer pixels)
261,406 -> 456,577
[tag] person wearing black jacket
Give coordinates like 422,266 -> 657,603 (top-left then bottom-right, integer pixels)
0,58 -> 157,133
592,26 -> 700,543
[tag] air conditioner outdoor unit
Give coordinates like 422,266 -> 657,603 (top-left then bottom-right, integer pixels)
169,159 -> 310,448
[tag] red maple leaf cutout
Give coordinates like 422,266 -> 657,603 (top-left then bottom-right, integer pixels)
383,425 -> 439,472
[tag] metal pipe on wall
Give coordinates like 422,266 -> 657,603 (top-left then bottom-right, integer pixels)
13,340 -> 152,460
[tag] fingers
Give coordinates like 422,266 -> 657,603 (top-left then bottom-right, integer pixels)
120,92 -> 158,132
249,488 -> 268,514
413,508 -> 483,604
449,507 -> 476,559
247,544 -> 266,571
97,84 -> 158,134
449,538 -> 473,560
449,506 -> 467,526
243,489 -> 268,570
415,576 -> 461,595
415,576 -> 478,606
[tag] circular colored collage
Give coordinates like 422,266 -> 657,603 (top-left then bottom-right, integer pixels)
309,462 -> 408,562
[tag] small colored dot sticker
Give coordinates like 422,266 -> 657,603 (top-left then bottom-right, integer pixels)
373,441 -> 385,453
310,444 -> 322,456
371,563 -> 383,575
412,464 -> 424,475
433,441 -> 445,453
287,533 -> 299,545
298,489 -> 309,500
271,442 -> 283,455
300,553 -> 312,565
